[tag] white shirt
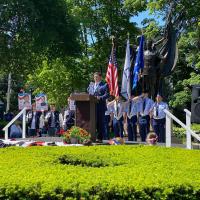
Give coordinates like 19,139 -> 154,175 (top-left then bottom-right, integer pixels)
105,103 -> 113,116
30,112 -> 36,129
112,101 -> 126,120
94,81 -> 100,92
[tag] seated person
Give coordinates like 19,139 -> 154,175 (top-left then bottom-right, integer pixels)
10,121 -> 22,138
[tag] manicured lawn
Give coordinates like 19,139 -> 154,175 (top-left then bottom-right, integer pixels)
0,145 -> 200,199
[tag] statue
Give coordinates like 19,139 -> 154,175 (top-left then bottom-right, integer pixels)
138,18 -> 178,99
141,39 -> 165,99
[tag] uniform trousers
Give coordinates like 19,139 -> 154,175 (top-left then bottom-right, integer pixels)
127,115 -> 137,141
152,118 -> 165,143
96,104 -> 106,140
104,115 -> 110,139
113,117 -> 123,138
139,115 -> 150,142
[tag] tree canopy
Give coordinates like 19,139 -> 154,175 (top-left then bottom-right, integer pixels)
0,0 -> 200,111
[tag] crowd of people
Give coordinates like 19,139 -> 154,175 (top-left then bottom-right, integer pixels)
88,72 -> 169,143
7,99 -> 75,139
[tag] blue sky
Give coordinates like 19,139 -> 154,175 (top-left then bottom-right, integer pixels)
131,10 -> 165,27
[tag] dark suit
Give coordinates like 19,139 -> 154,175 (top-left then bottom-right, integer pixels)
88,81 -> 109,140
27,111 -> 41,136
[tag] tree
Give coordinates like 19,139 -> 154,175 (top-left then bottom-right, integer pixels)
0,0 -> 80,74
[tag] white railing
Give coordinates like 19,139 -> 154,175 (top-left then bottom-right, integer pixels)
3,107 -> 26,140
164,109 -> 200,149
184,109 -> 192,149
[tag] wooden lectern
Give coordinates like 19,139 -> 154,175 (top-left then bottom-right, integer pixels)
70,93 -> 97,141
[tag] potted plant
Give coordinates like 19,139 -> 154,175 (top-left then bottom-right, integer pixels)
63,126 -> 91,144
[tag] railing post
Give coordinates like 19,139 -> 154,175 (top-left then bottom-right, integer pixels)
184,109 -> 192,149
22,109 -> 26,138
5,128 -> 8,140
166,113 -> 172,147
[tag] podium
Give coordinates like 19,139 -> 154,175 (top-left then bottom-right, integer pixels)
70,93 -> 97,141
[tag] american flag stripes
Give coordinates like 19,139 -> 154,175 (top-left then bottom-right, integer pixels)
106,48 -> 119,97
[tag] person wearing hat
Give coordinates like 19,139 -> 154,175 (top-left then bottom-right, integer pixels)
137,90 -> 154,142
151,94 -> 169,143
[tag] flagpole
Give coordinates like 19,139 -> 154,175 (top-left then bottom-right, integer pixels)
111,35 -> 115,59
127,33 -> 131,100
111,35 -> 115,97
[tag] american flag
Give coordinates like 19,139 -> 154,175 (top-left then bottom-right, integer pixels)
106,48 -> 119,97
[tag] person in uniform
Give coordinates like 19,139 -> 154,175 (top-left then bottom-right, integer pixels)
138,90 -> 154,142
151,94 -> 169,143
125,95 -> 139,141
27,103 -> 41,137
87,72 -> 109,141
104,96 -> 115,140
108,95 -> 126,138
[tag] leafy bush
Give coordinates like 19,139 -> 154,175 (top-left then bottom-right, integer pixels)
173,124 -> 200,141
0,146 -> 200,199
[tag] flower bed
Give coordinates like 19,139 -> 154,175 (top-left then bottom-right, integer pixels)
0,146 -> 200,199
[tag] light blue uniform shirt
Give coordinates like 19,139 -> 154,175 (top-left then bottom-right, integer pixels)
151,101 -> 169,119
110,101 -> 126,120
138,97 -> 154,116
125,100 -> 138,118
105,103 -> 113,116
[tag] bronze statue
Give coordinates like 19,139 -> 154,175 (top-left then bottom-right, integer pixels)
141,40 -> 163,99
138,19 -> 178,99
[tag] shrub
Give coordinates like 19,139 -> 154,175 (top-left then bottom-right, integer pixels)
0,146 -> 200,199
173,124 -> 200,141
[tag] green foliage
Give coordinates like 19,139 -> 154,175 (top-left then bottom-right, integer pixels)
0,0 -> 80,73
0,146 -> 200,199
169,89 -> 191,109
27,58 -> 89,107
173,124 -> 200,140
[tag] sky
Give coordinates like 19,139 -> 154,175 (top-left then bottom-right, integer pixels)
131,10 -> 165,27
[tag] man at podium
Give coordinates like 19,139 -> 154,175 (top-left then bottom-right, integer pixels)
88,72 -> 109,142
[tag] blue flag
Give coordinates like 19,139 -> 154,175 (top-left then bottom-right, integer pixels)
132,35 -> 144,89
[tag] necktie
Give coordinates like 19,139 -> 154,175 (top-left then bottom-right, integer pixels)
156,104 -> 159,117
129,101 -> 132,115
116,101 -> 119,117
143,99 -> 146,113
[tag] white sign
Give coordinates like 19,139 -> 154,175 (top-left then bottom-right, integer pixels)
35,93 -> 48,111
18,93 -> 32,110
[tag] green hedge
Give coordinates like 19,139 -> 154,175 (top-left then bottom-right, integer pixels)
0,146 -> 200,199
